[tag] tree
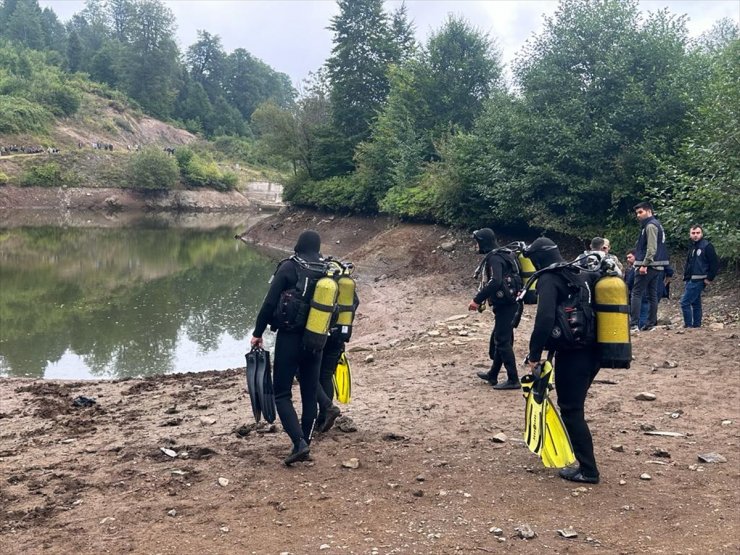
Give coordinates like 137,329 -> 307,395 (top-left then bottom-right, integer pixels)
3,0 -> 45,49
325,0 -> 398,156
186,30 -> 225,100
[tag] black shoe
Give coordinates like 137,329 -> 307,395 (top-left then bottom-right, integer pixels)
283,439 -> 310,466
640,325 -> 656,332
476,371 -> 497,385
319,405 -> 341,433
559,466 -> 599,484
492,379 -> 521,390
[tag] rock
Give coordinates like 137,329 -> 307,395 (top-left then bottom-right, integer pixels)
619,480 -> 627,485
640,423 -> 656,431
445,314 -> 468,322
635,392 -> 657,401
652,449 -> 671,458
669,410 -> 683,419
709,322 -> 724,330
167,509 -> 177,517
611,444 -> 625,452
347,345 -> 371,353
220,526 -> 229,533
415,475 -> 425,482
558,527 -> 578,539
491,433 -> 507,443
644,431 -> 684,437
160,447 -> 177,458
662,360 -> 678,368
218,477 -> 229,487
457,330 -> 469,336
364,354 -> 375,363
320,544 -> 330,550
440,241 -> 456,252
516,524 -> 536,540
698,452 -> 727,464
342,458 -> 360,469
422,403 -> 436,410
721,420 -> 732,426
200,416 -> 217,426
336,416 -> 357,433
99,517 -> 116,525
427,330 -> 441,337
640,473 -> 652,480
412,489 -> 424,497
490,527 -> 504,536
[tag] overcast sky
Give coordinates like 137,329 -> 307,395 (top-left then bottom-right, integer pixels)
40,0 -> 739,86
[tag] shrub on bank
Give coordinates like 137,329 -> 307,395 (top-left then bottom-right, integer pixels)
176,148 -> 237,191
0,171 -> 8,185
126,148 -> 179,190
19,163 -> 73,187
0,96 -> 51,134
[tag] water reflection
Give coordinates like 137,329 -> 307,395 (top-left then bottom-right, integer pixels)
0,218 -> 276,379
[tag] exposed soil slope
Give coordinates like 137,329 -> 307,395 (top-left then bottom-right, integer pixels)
1,210 -> 738,555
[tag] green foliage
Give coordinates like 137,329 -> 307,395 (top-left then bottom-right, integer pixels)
177,149 -> 237,191
20,162 -> 75,187
651,39 -> 740,263
0,93 -> 51,133
127,147 -> 179,190
283,174 -> 365,212
0,171 -> 9,185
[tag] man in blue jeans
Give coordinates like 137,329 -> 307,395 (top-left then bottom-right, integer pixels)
681,225 -> 719,328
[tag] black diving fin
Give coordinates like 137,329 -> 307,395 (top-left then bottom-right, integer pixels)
245,348 -> 261,423
256,348 -> 276,423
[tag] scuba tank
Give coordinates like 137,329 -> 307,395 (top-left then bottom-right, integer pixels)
594,275 -> 632,369
303,271 -> 339,352
335,270 -> 357,341
517,251 -> 538,304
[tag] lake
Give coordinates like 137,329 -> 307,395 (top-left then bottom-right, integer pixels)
0,212 -> 278,380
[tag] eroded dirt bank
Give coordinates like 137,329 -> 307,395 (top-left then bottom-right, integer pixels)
1,210 -> 738,555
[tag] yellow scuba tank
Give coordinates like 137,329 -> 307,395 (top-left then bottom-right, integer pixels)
594,275 -> 631,368
335,274 -> 356,342
303,275 -> 339,352
518,253 -> 538,304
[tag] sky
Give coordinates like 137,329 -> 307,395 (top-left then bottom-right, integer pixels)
40,0 -> 740,86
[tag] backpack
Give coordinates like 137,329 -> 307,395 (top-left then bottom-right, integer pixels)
538,265 -> 597,351
479,249 -> 523,306
270,256 -> 327,332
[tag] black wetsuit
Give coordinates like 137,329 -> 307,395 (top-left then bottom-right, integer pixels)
474,250 -> 519,383
252,239 -> 323,448
528,270 -> 601,479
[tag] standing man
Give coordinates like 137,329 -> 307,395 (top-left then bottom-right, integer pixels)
250,230 -> 324,465
681,225 -> 719,328
629,202 -> 669,332
469,228 -> 521,390
524,237 -> 601,484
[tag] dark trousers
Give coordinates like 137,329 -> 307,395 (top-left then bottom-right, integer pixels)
554,348 -> 601,477
488,302 -> 519,382
317,337 -> 345,414
273,331 -> 321,446
630,268 -> 662,327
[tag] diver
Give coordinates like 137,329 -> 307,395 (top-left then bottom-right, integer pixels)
250,230 -> 324,465
524,237 -> 602,484
469,228 -> 521,390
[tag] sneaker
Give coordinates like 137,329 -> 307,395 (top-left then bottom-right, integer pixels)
559,466 -> 599,484
284,439 -> 310,466
476,371 -> 497,386
492,379 -> 521,390
640,325 -> 656,332
629,326 -> 640,334
319,405 -> 341,433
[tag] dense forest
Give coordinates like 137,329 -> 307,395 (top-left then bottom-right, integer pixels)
0,0 -> 738,260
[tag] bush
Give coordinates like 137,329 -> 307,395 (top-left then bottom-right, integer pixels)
284,174 -> 364,212
179,150 -> 237,191
0,95 -> 51,134
38,84 -> 81,117
20,163 -> 69,187
0,172 -> 9,185
127,148 -> 179,190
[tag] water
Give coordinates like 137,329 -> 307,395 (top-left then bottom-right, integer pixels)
0,213 -> 278,380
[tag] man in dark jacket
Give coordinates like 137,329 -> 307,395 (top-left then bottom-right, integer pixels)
629,202 -> 670,332
250,230 -> 324,465
524,237 -> 601,484
681,225 -> 719,328
469,228 -> 521,390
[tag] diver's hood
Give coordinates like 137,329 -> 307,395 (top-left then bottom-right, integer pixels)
473,228 -> 498,254
525,237 -> 563,270
294,230 -> 321,262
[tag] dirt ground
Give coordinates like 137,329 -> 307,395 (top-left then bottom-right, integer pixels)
1,210 -> 738,555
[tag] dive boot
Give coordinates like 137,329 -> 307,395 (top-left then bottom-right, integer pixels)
284,439 -> 310,466
319,405 -> 341,433
559,466 -> 599,484
492,379 -> 521,390
476,371 -> 497,385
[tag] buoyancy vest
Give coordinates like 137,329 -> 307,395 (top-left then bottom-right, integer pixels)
634,216 -> 669,267
270,256 -> 328,333
474,248 -> 523,307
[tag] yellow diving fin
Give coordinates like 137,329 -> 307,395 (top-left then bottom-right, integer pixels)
333,351 -> 352,404
521,360 -> 554,455
540,399 -> 576,468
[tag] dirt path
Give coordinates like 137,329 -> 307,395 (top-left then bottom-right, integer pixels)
1,212 -> 738,554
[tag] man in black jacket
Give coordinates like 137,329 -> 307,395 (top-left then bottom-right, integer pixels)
250,230 -> 324,465
469,228 -> 521,390
681,225 -> 719,328
524,237 -> 601,484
